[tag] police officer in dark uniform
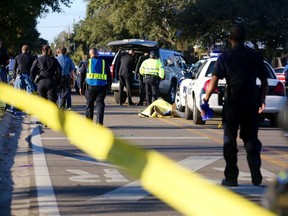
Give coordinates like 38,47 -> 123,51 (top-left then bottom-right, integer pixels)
203,24 -> 269,187
79,48 -> 111,125
30,45 -> 62,103
135,52 -> 149,106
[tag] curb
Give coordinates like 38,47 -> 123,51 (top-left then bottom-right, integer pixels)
0,112 -> 32,216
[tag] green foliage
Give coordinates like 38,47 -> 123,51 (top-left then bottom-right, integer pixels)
0,0 -> 72,53
178,0 -> 288,61
2,0 -> 288,63
74,0 -> 187,50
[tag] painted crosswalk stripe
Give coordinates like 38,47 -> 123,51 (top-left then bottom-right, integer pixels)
88,156 -> 222,201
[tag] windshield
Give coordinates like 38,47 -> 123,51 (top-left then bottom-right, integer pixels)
265,63 -> 277,79
205,61 -> 216,77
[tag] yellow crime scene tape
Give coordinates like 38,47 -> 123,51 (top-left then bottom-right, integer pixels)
0,83 -> 276,216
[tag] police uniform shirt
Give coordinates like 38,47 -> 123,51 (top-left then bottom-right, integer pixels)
213,44 -> 268,105
30,55 -> 62,81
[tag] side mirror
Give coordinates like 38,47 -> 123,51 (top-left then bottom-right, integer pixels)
181,69 -> 187,75
191,72 -> 196,79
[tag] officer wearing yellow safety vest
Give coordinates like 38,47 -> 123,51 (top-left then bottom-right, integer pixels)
140,51 -> 164,106
79,48 -> 111,125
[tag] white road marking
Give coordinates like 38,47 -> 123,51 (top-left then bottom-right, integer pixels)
41,136 -> 208,140
31,118 -> 60,216
213,168 -> 276,182
104,169 -> 129,183
207,178 -> 267,196
65,156 -> 117,168
65,169 -> 129,183
88,156 -> 222,201
66,169 -> 101,183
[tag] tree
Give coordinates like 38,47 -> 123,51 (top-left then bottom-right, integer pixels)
74,0 -> 187,49
178,0 -> 288,62
0,0 -> 73,53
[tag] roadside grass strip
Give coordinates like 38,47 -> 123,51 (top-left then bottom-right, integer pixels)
0,83 -> 276,216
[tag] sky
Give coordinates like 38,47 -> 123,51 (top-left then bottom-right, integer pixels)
37,0 -> 87,44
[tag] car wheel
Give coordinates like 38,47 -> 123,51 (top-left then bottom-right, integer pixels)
165,83 -> 176,104
175,89 -> 184,112
114,91 -> 127,104
185,100 -> 193,120
193,98 -> 205,125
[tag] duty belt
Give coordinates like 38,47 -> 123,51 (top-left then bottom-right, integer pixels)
144,74 -> 158,78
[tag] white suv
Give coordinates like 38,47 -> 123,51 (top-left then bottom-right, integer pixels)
108,39 -> 188,104
183,57 -> 287,126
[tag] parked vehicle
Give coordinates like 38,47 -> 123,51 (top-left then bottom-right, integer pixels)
184,57 -> 287,126
175,60 -> 205,111
107,39 -> 189,104
274,67 -> 285,84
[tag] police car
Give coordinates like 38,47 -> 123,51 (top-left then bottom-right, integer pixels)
182,57 -> 287,126
175,59 -> 205,112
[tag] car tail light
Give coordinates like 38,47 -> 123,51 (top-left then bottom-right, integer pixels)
273,81 -> 285,96
203,79 -> 218,93
110,64 -> 114,79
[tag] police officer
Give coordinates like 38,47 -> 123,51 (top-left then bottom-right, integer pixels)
30,45 -> 62,103
203,24 -> 268,186
135,52 -> 149,106
79,48 -> 111,125
140,51 -> 164,106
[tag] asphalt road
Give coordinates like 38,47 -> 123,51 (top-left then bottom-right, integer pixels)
0,90 -> 287,216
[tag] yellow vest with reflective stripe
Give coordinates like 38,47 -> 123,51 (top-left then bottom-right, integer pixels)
86,58 -> 107,86
139,58 -> 164,79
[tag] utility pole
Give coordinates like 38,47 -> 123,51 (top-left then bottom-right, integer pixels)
68,25 -> 70,52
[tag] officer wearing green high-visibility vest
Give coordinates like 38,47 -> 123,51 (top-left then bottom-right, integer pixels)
79,48 -> 111,125
140,51 -> 164,106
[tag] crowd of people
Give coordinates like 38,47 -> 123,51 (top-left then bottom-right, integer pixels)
0,35 -> 168,125
0,38 -> 112,125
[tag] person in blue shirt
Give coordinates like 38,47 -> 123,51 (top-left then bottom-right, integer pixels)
56,47 -> 75,110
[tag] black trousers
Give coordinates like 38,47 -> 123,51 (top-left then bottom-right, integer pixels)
37,78 -> 58,103
138,75 -> 145,104
222,102 -> 262,181
119,75 -> 133,104
144,76 -> 159,106
85,85 -> 107,125
59,76 -> 71,109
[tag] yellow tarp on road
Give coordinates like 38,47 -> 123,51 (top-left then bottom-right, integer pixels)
139,99 -> 185,118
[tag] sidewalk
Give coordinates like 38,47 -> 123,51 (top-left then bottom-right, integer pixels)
0,111 -> 32,216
